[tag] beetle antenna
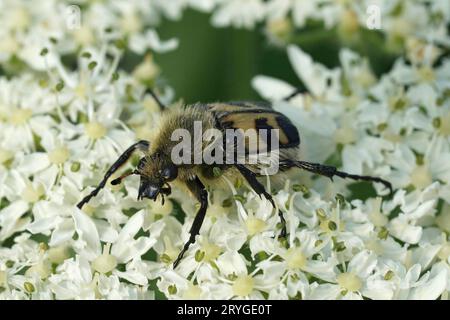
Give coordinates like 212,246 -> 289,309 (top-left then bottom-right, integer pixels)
146,88 -> 166,111
111,170 -> 138,186
77,140 -> 149,209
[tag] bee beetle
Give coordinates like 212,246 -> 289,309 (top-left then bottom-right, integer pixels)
77,90 -> 392,268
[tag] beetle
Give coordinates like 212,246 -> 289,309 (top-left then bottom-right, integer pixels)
77,90 -> 392,268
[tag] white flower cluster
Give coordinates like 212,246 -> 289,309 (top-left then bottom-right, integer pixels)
251,43 -> 450,299
207,0 -> 450,50
1,0 -> 450,300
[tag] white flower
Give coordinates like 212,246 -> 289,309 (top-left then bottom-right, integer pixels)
72,208 -> 164,284
386,183 -> 439,244
266,0 -> 321,28
406,262 -> 448,300
387,139 -> 450,191
0,75 -> 58,153
1,0 -> 450,301
211,0 -> 266,29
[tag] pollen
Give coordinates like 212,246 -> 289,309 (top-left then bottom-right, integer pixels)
365,239 -> 384,255
48,147 -> 70,165
24,281 -> 35,293
47,246 -> 70,264
245,217 -> 267,236
334,126 -> 356,145
25,260 -> 51,279
319,219 -> 342,233
438,112 -> 450,136
266,18 -> 292,42
356,69 -> 376,88
201,240 -> 221,262
183,284 -> 202,300
73,25 -> 95,46
74,83 -> 88,100
337,272 -> 362,292
92,243 -> 117,274
82,204 -> 95,216
207,203 -> 229,217
232,275 -> 254,297
390,18 -> 410,39
121,11 -> 142,34
162,236 -> 179,263
0,148 -> 13,165
150,199 -> 173,216
0,271 -> 6,287
437,242 -> 450,261
133,54 -> 160,83
0,35 -> 19,55
436,204 -> 450,233
142,95 -> 160,113
22,183 -> 44,203
418,66 -> 435,82
10,7 -> 30,30
339,9 -> 359,36
369,197 -> 388,227
285,247 -> 307,269
85,121 -> 107,139
410,164 -> 432,190
10,108 -> 32,126
383,131 -> 402,143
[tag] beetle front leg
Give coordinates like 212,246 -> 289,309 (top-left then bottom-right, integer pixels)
77,140 -> 150,209
173,176 -> 208,268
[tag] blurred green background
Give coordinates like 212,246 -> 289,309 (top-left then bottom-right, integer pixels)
154,9 -> 297,103
153,9 -> 396,104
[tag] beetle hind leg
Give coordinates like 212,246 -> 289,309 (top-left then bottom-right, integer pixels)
281,159 -> 392,194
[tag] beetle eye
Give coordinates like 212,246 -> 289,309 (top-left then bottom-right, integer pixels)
161,165 -> 177,181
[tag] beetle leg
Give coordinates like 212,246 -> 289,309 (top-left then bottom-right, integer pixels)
173,176 -> 208,268
235,164 -> 274,206
235,164 -> 287,239
162,183 -> 172,195
283,87 -> 308,101
77,140 -> 150,209
281,160 -> 393,194
145,88 -> 166,111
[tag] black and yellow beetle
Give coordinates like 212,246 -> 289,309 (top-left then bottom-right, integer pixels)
77,92 -> 392,268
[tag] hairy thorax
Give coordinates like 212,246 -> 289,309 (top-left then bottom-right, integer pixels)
145,105 -> 218,182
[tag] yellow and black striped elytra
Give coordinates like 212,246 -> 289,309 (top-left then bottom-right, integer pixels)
77,92 -> 392,268
211,101 -> 300,150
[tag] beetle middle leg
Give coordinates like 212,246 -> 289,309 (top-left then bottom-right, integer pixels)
235,164 -> 287,239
